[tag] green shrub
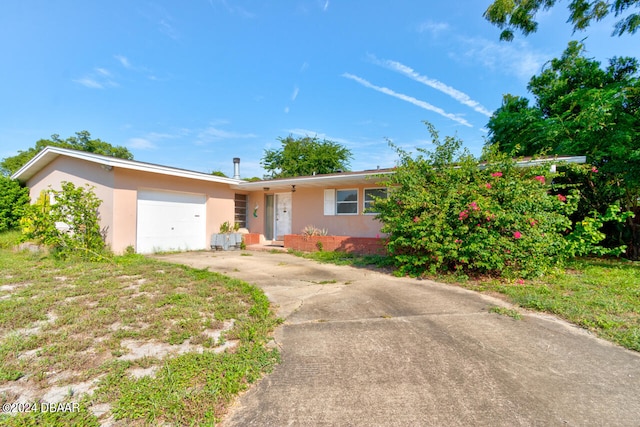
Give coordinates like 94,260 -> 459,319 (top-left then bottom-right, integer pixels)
20,181 -> 107,259
0,176 -> 30,232
374,123 -> 582,278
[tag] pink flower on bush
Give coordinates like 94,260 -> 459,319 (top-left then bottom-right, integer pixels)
413,216 -> 420,223
591,167 -> 598,173
529,218 -> 537,227
469,201 -> 480,211
517,279 -> 525,285
485,183 -> 492,189
459,210 -> 469,221
557,194 -> 567,202
513,231 -> 522,239
455,239 -> 462,244
491,172 -> 502,177
534,175 -> 545,184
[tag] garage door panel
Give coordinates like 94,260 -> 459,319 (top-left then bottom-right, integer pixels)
136,190 -> 206,254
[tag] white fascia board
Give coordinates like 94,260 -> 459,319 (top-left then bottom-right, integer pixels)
12,146 -> 243,185
233,170 -> 394,190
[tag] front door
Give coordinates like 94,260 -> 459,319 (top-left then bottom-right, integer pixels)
274,192 -> 292,240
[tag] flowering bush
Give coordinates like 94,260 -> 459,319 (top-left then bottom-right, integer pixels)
374,124 -> 580,278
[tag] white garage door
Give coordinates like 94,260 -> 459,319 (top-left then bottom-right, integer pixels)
136,190 -> 206,254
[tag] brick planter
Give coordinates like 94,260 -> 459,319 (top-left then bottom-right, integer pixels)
284,235 -> 386,255
242,233 -> 261,246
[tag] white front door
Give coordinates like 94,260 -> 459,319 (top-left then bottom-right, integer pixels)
274,192 -> 292,240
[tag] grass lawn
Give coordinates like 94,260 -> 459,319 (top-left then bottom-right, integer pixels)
292,249 -> 640,352
0,232 -> 280,426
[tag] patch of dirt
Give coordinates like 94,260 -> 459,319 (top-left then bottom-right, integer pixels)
118,320 -> 237,362
1,316 -> 238,423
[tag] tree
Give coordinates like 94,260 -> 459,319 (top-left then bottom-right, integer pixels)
486,41 -> 640,257
1,131 -> 133,176
261,135 -> 353,179
484,0 -> 640,41
0,176 -> 30,232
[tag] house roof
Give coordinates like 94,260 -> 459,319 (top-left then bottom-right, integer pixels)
231,168 -> 395,191
11,146 -> 244,185
12,146 -> 587,192
234,155 -> 588,190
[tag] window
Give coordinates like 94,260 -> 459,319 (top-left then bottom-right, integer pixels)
364,188 -> 387,214
336,189 -> 358,215
234,194 -> 247,229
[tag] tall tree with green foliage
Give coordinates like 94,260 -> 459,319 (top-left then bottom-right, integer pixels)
1,131 -> 133,176
261,135 -> 353,179
484,0 -> 640,41
486,41 -> 640,257
0,176 -> 30,232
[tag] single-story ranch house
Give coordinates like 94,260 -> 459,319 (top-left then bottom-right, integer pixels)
12,146 -> 586,254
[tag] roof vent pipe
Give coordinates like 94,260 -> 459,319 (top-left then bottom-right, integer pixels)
233,157 -> 240,179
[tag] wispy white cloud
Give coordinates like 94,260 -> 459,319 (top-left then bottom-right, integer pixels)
74,68 -> 118,89
370,56 -> 492,117
114,55 -> 131,69
196,126 -> 257,144
159,19 -> 179,39
95,68 -> 112,77
300,62 -> 309,72
284,106 -> 290,114
291,86 -> 299,101
417,20 -> 450,36
113,55 -> 164,82
342,73 -> 472,128
457,37 -> 545,80
74,77 -> 104,89
210,0 -> 256,18
128,138 -> 157,150
322,0 -> 330,12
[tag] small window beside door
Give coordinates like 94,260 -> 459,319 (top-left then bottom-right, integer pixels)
234,194 -> 247,229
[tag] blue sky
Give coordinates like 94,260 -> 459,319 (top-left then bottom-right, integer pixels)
1,1 -> 637,178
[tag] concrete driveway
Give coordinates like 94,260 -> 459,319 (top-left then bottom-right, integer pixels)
156,251 -> 640,426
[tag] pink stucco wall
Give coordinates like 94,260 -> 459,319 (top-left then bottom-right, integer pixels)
112,168 -> 242,253
292,186 -> 384,237
246,185 -> 385,239
26,156 -> 243,254
24,154 -> 385,253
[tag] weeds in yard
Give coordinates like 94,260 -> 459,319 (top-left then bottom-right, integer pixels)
489,306 -> 522,320
0,240 -> 279,425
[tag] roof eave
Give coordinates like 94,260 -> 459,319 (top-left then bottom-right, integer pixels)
11,146 -> 243,185
232,170 -> 395,191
